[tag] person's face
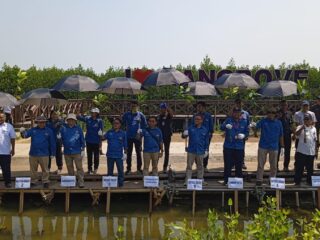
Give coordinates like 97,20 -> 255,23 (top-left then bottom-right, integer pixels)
197,104 -> 204,113
235,101 -> 242,108
148,118 -> 157,128
51,112 -> 59,121
131,104 -> 138,113
281,103 -> 288,111
38,121 -> 46,128
113,120 -> 121,130
67,119 -> 76,127
91,112 -> 98,118
304,118 -> 312,126
194,116 -> 203,126
160,108 -> 166,114
0,114 -> 5,124
267,110 -> 276,119
302,104 -> 309,112
232,111 -> 241,120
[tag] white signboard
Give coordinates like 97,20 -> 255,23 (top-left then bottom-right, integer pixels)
187,179 -> 203,190
143,176 -> 159,188
102,176 -> 118,188
61,176 -> 76,187
228,177 -> 243,189
270,177 -> 285,189
311,176 -> 320,187
15,177 -> 31,189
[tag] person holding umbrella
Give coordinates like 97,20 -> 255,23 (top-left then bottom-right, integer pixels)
0,113 -> 16,188
157,103 -> 173,173
101,118 -> 127,187
220,108 -> 249,185
77,108 -> 103,175
58,113 -> 85,188
46,110 -> 64,174
191,101 -> 213,172
182,114 -> 209,185
122,101 -> 147,175
20,116 -> 56,188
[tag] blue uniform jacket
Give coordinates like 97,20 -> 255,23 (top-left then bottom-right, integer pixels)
220,117 -> 249,150
46,119 -> 65,143
77,115 -> 103,144
256,118 -> 283,150
141,127 -> 163,153
187,125 -> 209,155
122,111 -> 147,139
60,125 -> 85,155
103,129 -> 127,159
23,127 -> 56,157
191,112 -> 214,133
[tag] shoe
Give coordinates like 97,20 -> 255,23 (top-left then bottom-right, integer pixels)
204,167 -> 209,173
137,169 -> 143,175
283,167 -> 289,172
317,163 -> 320,169
125,170 -> 131,175
5,183 -> 12,188
183,182 -> 187,187
57,169 -> 62,175
162,167 -> 167,174
93,169 -> 98,175
86,170 -> 92,175
79,182 -> 84,188
242,164 -> 247,170
43,183 -> 49,188
256,181 -> 262,186
203,181 -> 208,186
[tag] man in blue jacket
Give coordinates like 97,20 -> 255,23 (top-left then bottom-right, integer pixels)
221,108 -> 249,185
191,101 -> 214,172
137,116 -> 163,176
20,116 -> 56,188
77,108 -> 103,175
101,118 -> 128,187
59,113 -> 85,188
182,114 -> 209,185
122,101 -> 147,175
252,108 -> 284,186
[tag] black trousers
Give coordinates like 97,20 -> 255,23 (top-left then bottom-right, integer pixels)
294,152 -> 314,184
48,141 -> 63,170
223,148 -> 244,183
86,142 -> 100,171
163,137 -> 171,170
127,138 -> 142,171
0,155 -> 11,184
5,113 -> 13,125
203,135 -> 212,168
277,136 -> 292,169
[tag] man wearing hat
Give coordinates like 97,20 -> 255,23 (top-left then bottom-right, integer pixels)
58,113 -> 85,188
252,108 -> 284,186
220,108 -> 249,185
294,100 -> 317,125
157,103 -> 173,173
77,107 -> 103,175
122,101 -> 147,175
294,113 -> 318,185
0,113 -> 16,188
311,96 -> 320,169
191,101 -> 214,172
20,116 -> 56,188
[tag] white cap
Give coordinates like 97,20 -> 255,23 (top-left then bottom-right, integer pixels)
90,108 -> 100,114
66,113 -> 77,121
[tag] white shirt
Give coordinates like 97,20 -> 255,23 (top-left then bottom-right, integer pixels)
297,125 -> 317,156
294,110 -> 317,125
0,122 -> 16,155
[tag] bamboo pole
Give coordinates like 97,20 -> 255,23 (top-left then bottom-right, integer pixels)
276,190 -> 280,210
192,190 -> 196,217
234,190 -> 239,213
317,188 -> 320,209
19,190 -> 24,214
149,189 -> 153,214
106,187 -> 111,214
65,188 -> 70,213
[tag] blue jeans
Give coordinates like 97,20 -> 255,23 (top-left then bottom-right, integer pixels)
107,158 -> 124,187
223,148 -> 244,183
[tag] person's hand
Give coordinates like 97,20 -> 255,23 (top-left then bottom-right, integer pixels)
50,156 -> 55,161
249,122 -> 256,128
98,129 -> 103,136
204,151 -> 209,158
11,149 -> 15,156
19,127 -> 26,133
183,130 -> 189,136
137,128 -> 143,134
159,151 -> 163,158
226,124 -> 233,129
292,135 -> 296,141
280,147 -> 285,156
57,133 -> 62,139
237,133 -> 246,140
122,153 -> 127,161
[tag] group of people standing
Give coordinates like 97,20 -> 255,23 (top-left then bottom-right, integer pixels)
0,97 -> 319,188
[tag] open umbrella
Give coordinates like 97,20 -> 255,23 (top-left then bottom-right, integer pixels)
98,77 -> 145,95
187,81 -> 219,96
52,75 -> 99,92
258,80 -> 297,97
214,73 -> 259,90
0,92 -> 19,107
20,88 -> 68,106
142,68 -> 191,87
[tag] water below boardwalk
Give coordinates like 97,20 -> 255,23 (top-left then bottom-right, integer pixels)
0,192 -> 317,239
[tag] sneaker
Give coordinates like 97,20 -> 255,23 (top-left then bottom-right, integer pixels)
93,169 -> 98,175
256,181 -> 262,186
86,170 -> 92,175
57,169 -> 62,175
5,183 -> 12,188
204,167 -> 209,173
125,170 -> 131,175
79,182 -> 84,188
43,183 -> 49,188
137,169 -> 143,175
203,181 -> 208,186
242,164 -> 247,170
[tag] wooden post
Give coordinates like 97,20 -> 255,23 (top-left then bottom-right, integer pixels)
246,191 -> 249,208
234,190 -> 239,213
295,192 -> 300,208
192,190 -> 196,217
149,189 -> 153,214
65,188 -> 70,213
317,188 -> 320,209
312,191 -> 316,207
221,192 -> 225,207
106,187 -> 111,214
19,190 -> 24,214
276,190 -> 280,210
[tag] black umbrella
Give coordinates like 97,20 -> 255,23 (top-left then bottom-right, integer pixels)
214,73 -> 260,90
52,75 -> 99,92
258,80 -> 297,97
142,68 -> 191,87
0,92 -> 18,107
20,88 -> 68,106
98,77 -> 145,95
187,81 -> 219,96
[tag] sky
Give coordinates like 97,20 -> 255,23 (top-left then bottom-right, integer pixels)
0,0 -> 320,73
